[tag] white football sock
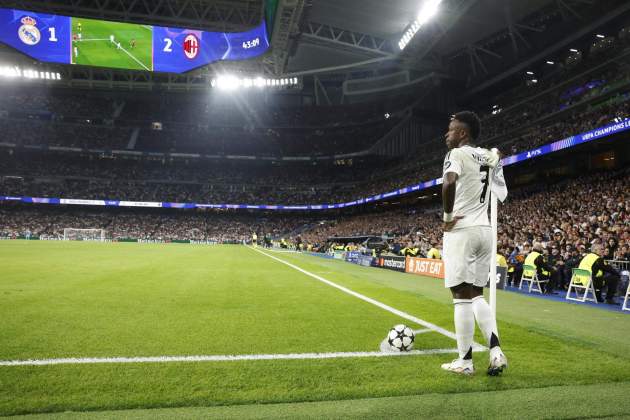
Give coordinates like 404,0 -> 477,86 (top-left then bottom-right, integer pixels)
453,299 -> 474,360
472,295 -> 500,350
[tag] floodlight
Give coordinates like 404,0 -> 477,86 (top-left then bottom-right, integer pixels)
216,75 -> 239,90
417,0 -> 442,25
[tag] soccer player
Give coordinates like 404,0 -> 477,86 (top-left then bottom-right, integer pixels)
440,111 -> 507,376
130,39 -> 136,49
77,22 -> 82,33
252,232 -> 257,248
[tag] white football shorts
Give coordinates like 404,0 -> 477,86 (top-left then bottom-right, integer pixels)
443,225 -> 492,289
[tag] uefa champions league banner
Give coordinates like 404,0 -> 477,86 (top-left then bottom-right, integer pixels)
1,119 -> 629,210
500,118 -> 630,166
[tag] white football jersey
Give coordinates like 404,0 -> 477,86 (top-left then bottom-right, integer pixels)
442,145 -> 498,230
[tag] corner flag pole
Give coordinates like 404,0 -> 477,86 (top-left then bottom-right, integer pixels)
489,180 -> 498,315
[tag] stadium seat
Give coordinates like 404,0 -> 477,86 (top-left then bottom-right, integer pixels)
566,268 -> 598,304
518,264 -> 546,294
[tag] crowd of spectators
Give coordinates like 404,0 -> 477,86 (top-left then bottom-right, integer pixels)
0,107 -> 402,157
5,86 -> 626,207
134,116 -> 400,156
124,95 -> 409,128
2,168 -> 626,263
477,36 -> 630,140
0,120 -> 131,150
2,47 -> 629,206
301,207 -> 443,256
0,154 -> 382,204
379,92 -> 630,196
496,169 -> 629,290
0,207 -> 313,243
0,90 -> 117,119
1,83 -> 627,206
304,169 -> 630,297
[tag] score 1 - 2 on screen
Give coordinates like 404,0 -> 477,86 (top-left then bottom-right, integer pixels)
0,7 -> 270,73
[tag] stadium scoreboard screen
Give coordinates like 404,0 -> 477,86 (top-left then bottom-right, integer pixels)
0,7 -> 270,73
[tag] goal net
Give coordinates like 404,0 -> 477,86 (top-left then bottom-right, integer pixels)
63,228 -> 109,242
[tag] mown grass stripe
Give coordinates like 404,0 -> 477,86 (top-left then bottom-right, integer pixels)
252,247 -> 486,351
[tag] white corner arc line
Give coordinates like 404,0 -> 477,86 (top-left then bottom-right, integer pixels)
0,349 -> 468,367
251,247 -> 486,351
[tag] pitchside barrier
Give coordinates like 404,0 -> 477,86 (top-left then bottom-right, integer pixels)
337,253 -> 508,287
377,255 -> 406,272
402,257 -> 506,289
405,257 -> 445,279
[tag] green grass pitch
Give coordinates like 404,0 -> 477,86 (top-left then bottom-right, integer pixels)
1,241 -> 629,418
71,17 -> 153,71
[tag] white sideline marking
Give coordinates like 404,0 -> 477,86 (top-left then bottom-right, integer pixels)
261,247 -> 298,253
109,39 -> 150,71
0,349 -> 463,367
251,247 -> 486,351
118,45 -> 150,71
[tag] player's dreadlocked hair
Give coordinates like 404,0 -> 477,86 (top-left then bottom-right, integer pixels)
452,111 -> 481,141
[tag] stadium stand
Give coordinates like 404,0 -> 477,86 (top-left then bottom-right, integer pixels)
1,93 -> 628,206
2,169 -> 627,298
0,2 -> 628,300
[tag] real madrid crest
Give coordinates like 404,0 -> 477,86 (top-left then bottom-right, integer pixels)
18,16 -> 41,46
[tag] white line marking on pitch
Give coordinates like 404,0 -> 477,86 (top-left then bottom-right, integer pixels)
0,348 -> 467,367
251,247 -> 486,351
259,247 -> 299,254
110,40 -> 150,71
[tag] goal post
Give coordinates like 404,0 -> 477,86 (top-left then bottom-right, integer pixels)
63,228 -> 109,242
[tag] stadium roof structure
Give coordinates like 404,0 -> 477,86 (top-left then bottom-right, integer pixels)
1,0 -> 629,92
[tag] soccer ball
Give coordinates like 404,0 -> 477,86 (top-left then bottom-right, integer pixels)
387,324 -> 415,352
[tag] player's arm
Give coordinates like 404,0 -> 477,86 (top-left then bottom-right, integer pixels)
442,150 -> 463,232
442,171 -> 457,215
